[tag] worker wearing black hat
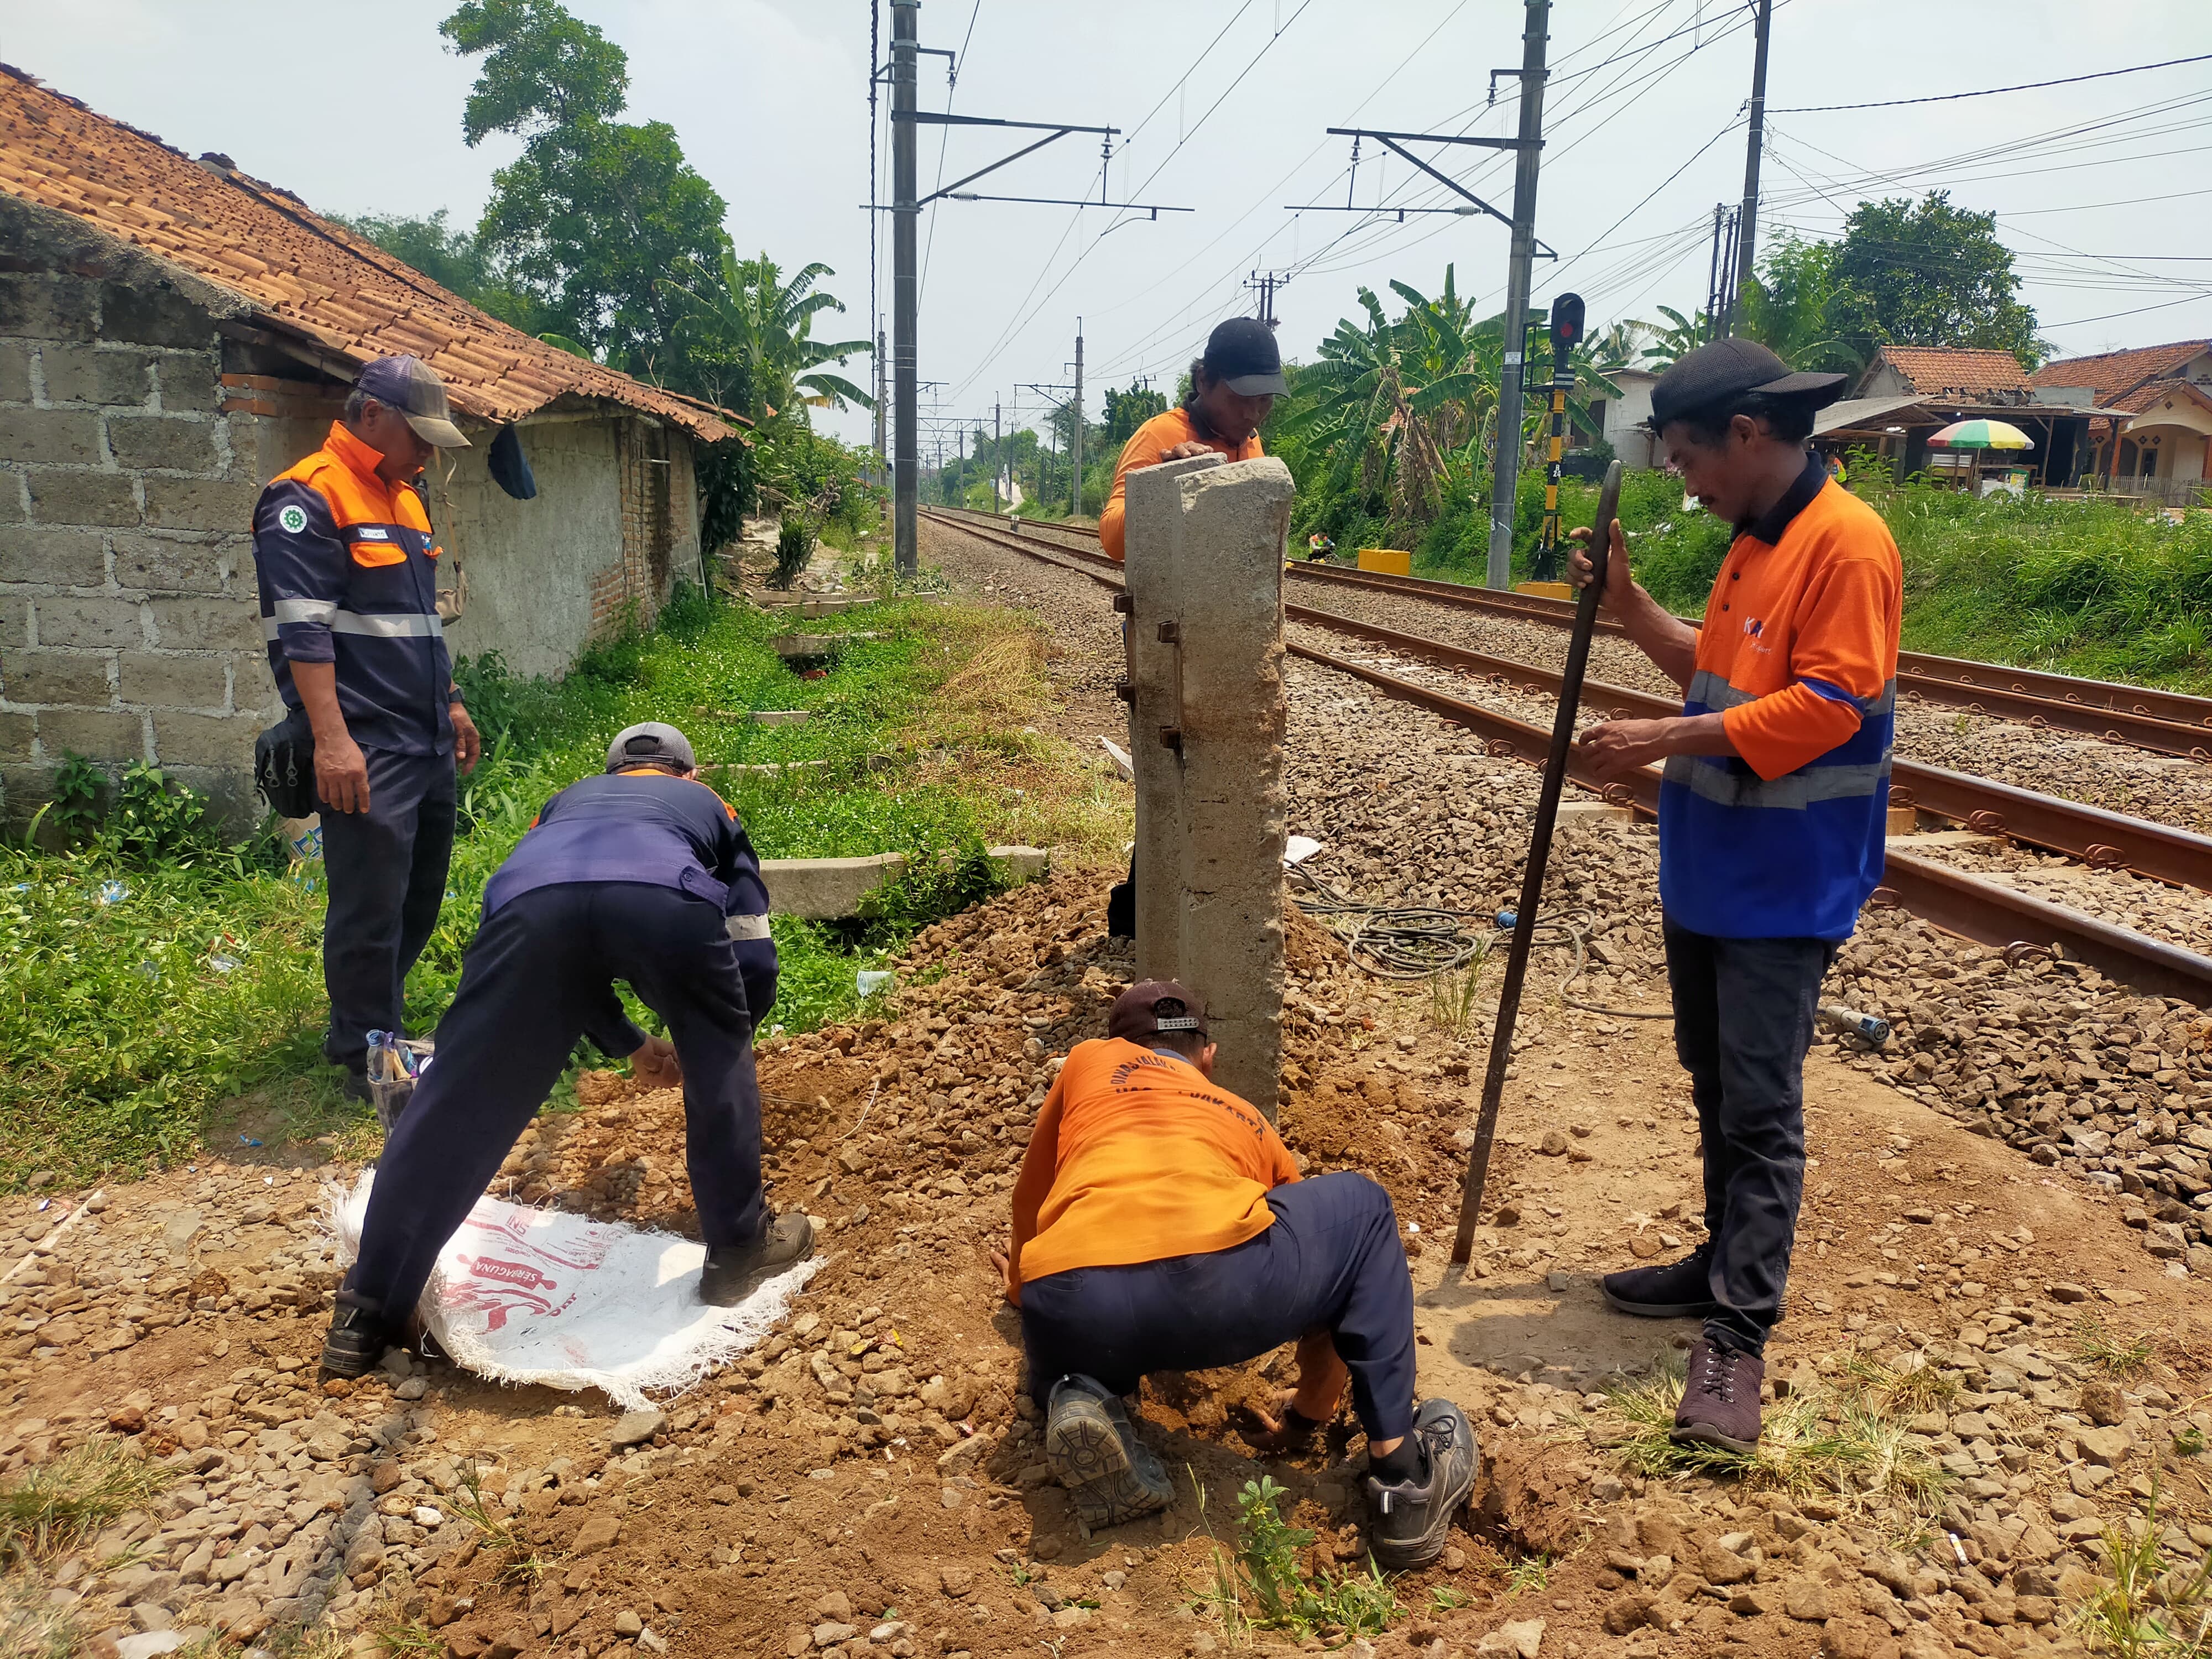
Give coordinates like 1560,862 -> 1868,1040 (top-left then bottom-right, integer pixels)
1567,338 -> 1903,1454
993,980 -> 1477,1570
321,722 -> 811,1377
1098,316 -> 1287,560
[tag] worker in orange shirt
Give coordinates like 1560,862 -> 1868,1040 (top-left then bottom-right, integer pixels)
1097,317 -> 1285,560
1569,338 -> 1900,1455
994,982 -> 1476,1570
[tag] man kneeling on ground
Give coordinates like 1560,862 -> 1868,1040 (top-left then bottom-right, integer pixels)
995,980 -> 1476,1569
322,722 -> 814,1376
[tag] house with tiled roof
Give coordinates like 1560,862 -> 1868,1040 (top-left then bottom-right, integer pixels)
2032,341 -> 2212,501
1824,345 -> 2111,489
0,62 -> 746,825
1856,345 -> 2034,404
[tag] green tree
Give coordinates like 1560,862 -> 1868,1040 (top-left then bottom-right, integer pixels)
666,248 -> 872,425
1636,304 -> 1710,373
336,208 -> 564,338
1102,383 -> 1168,446
1738,233 -> 1864,377
1828,191 -> 2044,368
442,0 -> 728,367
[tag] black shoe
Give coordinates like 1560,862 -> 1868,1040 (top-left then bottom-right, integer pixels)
338,1066 -> 373,1105
1672,1334 -> 1765,1454
1045,1374 -> 1173,1528
700,1212 -> 816,1306
1602,1245 -> 1718,1319
321,1306 -> 397,1379
1364,1399 -> 1479,1572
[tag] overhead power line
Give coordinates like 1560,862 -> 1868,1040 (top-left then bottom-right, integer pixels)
1772,52 -> 2212,114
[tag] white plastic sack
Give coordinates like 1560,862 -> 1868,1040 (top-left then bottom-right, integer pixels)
330,1171 -> 818,1410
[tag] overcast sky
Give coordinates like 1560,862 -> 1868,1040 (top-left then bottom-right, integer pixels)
15,2 -> 2212,452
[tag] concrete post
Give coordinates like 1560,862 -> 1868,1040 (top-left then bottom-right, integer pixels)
1122,453 -> 1294,1117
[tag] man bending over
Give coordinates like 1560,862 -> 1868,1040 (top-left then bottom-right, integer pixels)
998,981 -> 1475,1570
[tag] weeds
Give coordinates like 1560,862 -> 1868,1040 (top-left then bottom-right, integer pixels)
1426,954 -> 1491,1040
2071,1484 -> 2212,1657
0,1441 -> 171,1567
1844,1349 -> 1961,1416
0,1572 -> 81,1659
1504,1553 -> 1553,1595
451,1459 -> 554,1585
1604,1354 -> 1946,1516
1191,1474 -> 1401,1641
2074,1318 -> 2156,1380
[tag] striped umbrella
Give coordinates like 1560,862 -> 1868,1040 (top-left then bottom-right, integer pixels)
1926,419 -> 2035,450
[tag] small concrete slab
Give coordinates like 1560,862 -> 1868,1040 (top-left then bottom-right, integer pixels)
762,853 -> 907,919
1556,800 -> 1633,826
987,846 -> 1050,884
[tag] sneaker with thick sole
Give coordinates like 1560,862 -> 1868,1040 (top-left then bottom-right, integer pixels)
1045,1375 -> 1173,1529
1601,1245 -> 1718,1319
320,1306 -> 398,1378
700,1212 -> 816,1306
1364,1397 -> 1479,1571
1671,1333 -> 1765,1453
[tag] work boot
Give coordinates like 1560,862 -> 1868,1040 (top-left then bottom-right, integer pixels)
1044,1375 -> 1173,1529
699,1212 -> 816,1306
1364,1397 -> 1479,1572
1671,1333 -> 1765,1454
1602,1244 -> 1718,1319
320,1305 -> 398,1379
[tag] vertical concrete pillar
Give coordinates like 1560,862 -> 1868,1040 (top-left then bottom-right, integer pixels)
1122,453 -> 1294,1116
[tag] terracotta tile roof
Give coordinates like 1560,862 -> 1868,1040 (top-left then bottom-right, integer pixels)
0,64 -> 740,443
2031,340 -> 2212,404
1869,346 -> 2032,399
2107,377 -> 2212,418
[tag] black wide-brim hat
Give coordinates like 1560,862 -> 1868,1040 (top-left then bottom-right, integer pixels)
1650,337 -> 1848,429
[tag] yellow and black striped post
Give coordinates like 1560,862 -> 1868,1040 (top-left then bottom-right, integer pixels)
1526,293 -> 1583,587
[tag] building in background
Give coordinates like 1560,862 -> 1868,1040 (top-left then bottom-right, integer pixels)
2032,341 -> 2212,505
0,64 -> 742,828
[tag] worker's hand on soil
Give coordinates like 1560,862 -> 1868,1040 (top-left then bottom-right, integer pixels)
988,1246 -> 1021,1307
629,1034 -> 682,1091
1159,441 -> 1215,463
1567,518 -> 1631,607
316,733 -> 372,815
1246,1387 -> 1329,1455
450,703 -> 482,775
1578,717 -> 1676,782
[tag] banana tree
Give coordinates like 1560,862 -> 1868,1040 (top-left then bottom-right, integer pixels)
664,245 -> 873,424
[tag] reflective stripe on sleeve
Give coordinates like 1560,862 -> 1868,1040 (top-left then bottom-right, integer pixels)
263,609 -> 445,641
1663,753 -> 1892,810
725,913 -> 773,941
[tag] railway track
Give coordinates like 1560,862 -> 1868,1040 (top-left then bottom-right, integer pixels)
920,503 -> 2212,1006
937,505 -> 2212,759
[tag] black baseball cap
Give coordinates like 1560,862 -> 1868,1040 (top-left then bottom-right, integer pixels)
1202,317 -> 1287,398
604,722 -> 695,773
1648,338 -> 1846,430
1107,979 -> 1210,1044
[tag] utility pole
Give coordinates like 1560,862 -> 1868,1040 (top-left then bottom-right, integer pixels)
1736,0 -> 1772,306
1485,0 -> 1551,592
873,327 -> 888,486
1703,204 -> 1740,340
1246,269 -> 1287,327
1070,324 -> 1084,517
891,0 -> 919,575
993,398 -> 1002,513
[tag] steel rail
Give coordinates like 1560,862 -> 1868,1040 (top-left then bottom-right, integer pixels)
927,505 -> 2212,759
922,504 -> 2212,1004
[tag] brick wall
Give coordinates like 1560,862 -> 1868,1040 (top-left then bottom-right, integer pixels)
589,418 -> 701,636
0,269 -> 270,828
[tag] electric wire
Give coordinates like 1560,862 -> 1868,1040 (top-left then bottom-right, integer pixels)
1770,52 -> 2212,114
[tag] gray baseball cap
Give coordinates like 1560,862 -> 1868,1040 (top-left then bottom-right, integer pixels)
605,722 -> 696,773
355,354 -> 471,448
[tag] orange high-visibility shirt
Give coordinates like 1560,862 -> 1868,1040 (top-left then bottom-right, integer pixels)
1008,1037 -> 1300,1283
1098,408 -> 1264,560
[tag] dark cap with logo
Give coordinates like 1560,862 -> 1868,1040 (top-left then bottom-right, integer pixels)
1202,316 -> 1287,398
604,721 -> 696,773
1648,337 -> 1847,430
1107,979 -> 1210,1044
355,354 -> 471,448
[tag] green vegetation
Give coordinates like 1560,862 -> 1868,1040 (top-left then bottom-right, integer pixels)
1,584 -> 1125,1190
1194,1474 -> 1400,1641
2070,1485 -> 2212,1657
2072,1317 -> 2157,1380
0,1441 -> 170,1567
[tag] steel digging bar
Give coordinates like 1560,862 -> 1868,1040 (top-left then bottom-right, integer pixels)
1451,460 -> 1624,1265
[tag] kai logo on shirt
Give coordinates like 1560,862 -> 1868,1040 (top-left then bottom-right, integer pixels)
1743,616 -> 1764,637
276,504 -> 308,534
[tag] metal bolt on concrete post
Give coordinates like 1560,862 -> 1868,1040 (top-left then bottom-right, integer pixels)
1124,452 -> 1294,1118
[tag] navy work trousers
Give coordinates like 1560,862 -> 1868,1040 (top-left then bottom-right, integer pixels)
317,747 -> 456,1074
340,881 -> 766,1330
1663,917 -> 1838,1354
1019,1171 -> 1416,1443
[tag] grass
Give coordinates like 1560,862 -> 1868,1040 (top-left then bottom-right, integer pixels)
0,1440 -> 171,1567
0,577 -> 1129,1189
2074,1317 -> 2157,1380
1191,1474 -> 1401,1644
451,1459 -> 555,1586
2071,1485 -> 2212,1657
1603,1352 -> 1947,1518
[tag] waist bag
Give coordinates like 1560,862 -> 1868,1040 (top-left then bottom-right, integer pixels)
254,706 -> 317,818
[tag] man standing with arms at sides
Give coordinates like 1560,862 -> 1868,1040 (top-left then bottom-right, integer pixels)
1097,317 -> 1285,560
1568,339 -> 1901,1453
253,356 -> 481,1102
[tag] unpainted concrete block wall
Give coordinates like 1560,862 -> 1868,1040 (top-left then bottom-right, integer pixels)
0,267 -> 272,828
